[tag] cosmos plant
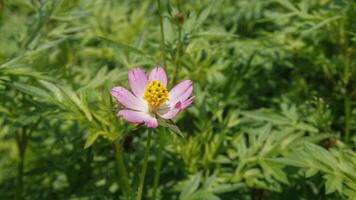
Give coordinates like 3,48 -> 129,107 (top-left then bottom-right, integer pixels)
110,67 -> 194,128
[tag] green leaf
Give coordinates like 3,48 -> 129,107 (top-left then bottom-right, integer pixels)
33,38 -> 67,53
192,31 -> 238,39
179,173 -> 201,200
305,167 -> 319,178
275,0 -> 299,13
260,160 -> 289,184
10,82 -> 53,100
212,183 -> 245,194
305,143 -> 339,171
241,109 -> 290,125
158,118 -> 184,137
39,80 -> 63,102
84,131 -> 104,149
302,16 -> 342,36
98,36 -> 153,60
78,66 -> 108,91
60,86 -> 93,121
324,174 -> 343,194
0,66 -> 51,80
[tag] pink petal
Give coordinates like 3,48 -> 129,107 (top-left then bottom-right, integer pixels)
181,96 -> 195,109
168,80 -> 193,106
158,102 -> 182,119
158,107 -> 180,119
118,110 -> 158,128
128,67 -> 149,98
158,95 -> 195,120
111,86 -> 147,111
157,80 -> 194,119
118,109 -> 147,123
148,67 -> 167,86
146,116 -> 158,128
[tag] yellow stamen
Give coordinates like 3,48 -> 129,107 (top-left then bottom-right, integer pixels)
143,80 -> 169,107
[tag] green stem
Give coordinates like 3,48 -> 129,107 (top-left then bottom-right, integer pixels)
157,0 -> 167,68
16,151 -> 24,200
24,0 -> 58,49
114,140 -> 131,199
172,0 -> 183,85
344,96 -> 351,142
17,154 -> 24,200
343,46 -> 351,143
172,23 -> 182,85
15,128 -> 27,200
136,130 -> 153,200
152,130 -> 165,199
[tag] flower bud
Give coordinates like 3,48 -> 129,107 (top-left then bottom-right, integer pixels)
174,12 -> 185,24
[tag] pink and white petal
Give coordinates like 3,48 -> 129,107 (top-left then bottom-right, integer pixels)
158,101 -> 182,119
111,86 -> 147,111
169,80 -> 192,102
128,67 -> 149,98
145,116 -> 158,128
173,86 -> 192,104
168,81 -> 193,106
181,96 -> 195,109
158,96 -> 194,119
158,108 -> 181,119
118,109 -> 157,128
148,67 -> 167,86
118,110 -> 148,124
157,103 -> 170,115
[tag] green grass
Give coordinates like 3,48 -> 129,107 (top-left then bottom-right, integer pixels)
0,0 -> 355,199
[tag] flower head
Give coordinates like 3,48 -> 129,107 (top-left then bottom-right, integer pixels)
110,67 -> 194,128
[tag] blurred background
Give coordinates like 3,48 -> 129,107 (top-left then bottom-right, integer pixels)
0,0 -> 355,199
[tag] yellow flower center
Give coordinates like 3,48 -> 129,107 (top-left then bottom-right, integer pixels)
143,80 -> 169,107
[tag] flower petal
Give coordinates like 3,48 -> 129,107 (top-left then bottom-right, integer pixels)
168,80 -> 193,106
128,67 -> 149,98
157,80 -> 194,119
148,67 -> 167,86
158,108 -> 180,119
181,96 -> 195,109
118,109 -> 158,128
146,116 -> 158,128
111,86 -> 147,111
158,102 -> 182,119
158,97 -> 194,119
118,109 -> 147,123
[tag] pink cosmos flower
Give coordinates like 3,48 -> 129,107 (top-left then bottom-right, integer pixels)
110,67 -> 194,128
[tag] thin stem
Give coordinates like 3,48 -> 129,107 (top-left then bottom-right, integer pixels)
172,23 -> 183,85
14,117 -> 40,200
24,0 -> 58,49
114,140 -> 131,200
172,0 -> 183,85
152,130 -> 165,200
17,152 -> 24,200
343,44 -> 351,143
157,0 -> 167,68
15,128 -> 28,200
344,96 -> 351,142
136,130 -> 153,200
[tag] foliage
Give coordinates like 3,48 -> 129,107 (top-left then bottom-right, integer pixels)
0,0 -> 355,199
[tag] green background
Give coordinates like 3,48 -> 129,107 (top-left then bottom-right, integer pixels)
0,0 -> 355,199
